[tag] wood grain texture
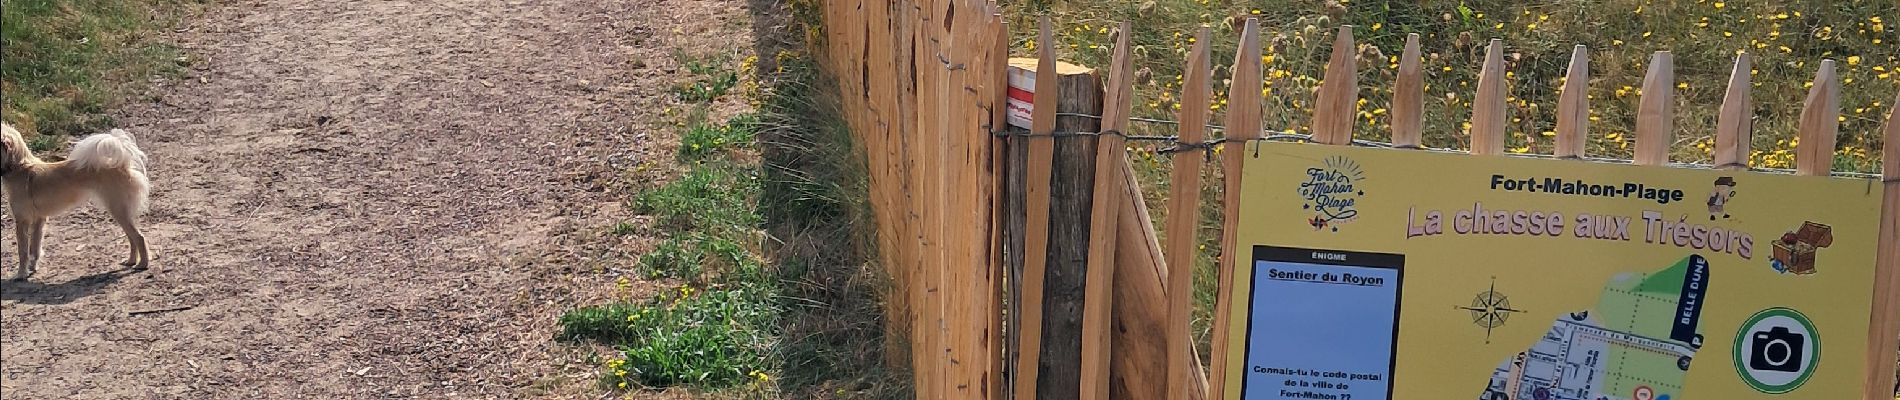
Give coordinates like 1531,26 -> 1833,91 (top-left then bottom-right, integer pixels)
1391,33 -> 1423,149
1166,26 -> 1212,400
1713,53 -> 1753,170
1312,26 -> 1357,145
1036,64 -> 1103,400
1080,21 -> 1134,400
1796,60 -> 1840,176
1208,18 -> 1262,400
990,16 -> 1012,400
1470,39 -> 1507,155
1865,91 -> 1900,400
1013,16 -> 1058,400
1554,45 -> 1589,159
1634,51 -> 1674,166
1111,159 -> 1208,400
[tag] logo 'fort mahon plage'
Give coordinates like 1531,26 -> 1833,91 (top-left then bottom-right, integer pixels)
1299,156 -> 1365,232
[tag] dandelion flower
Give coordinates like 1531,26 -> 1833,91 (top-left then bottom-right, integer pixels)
1847,56 -> 1862,66
1713,2 -> 1725,9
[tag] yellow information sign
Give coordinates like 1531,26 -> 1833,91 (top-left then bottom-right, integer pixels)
1221,142 -> 1883,400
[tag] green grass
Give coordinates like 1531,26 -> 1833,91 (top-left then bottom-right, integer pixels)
638,232 -> 760,282
1,0 -> 196,147
562,50 -> 804,396
681,113 -> 760,159
564,284 -> 779,390
632,161 -> 763,235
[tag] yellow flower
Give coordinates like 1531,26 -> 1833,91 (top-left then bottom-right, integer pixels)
1371,23 -> 1383,31
1713,2 -> 1724,9
1677,82 -> 1689,90
1643,31 -> 1653,38
618,382 -> 628,389
1775,13 -> 1789,20
1612,39 -> 1624,46
1527,23 -> 1538,31
1847,56 -> 1862,66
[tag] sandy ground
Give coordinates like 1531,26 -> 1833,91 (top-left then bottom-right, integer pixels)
0,0 -> 756,398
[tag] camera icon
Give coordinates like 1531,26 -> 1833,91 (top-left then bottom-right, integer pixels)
1748,326 -> 1805,372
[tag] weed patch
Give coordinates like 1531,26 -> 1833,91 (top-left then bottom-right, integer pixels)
680,113 -> 760,160
676,56 -> 741,103
563,285 -> 778,390
631,162 -> 762,234
638,232 -> 759,282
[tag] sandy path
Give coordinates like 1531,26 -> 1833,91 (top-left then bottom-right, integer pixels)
0,0 -> 754,398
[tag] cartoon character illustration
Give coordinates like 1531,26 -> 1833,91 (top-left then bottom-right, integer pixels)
1771,221 -> 1833,275
1707,176 -> 1737,220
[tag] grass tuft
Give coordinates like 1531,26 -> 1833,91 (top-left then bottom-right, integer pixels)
631,162 -> 763,235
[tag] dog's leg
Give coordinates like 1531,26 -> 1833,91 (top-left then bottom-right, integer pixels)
10,217 -> 29,280
22,217 -> 44,280
106,199 -> 148,270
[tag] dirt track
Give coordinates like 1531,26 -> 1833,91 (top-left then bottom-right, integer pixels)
0,0 -> 754,398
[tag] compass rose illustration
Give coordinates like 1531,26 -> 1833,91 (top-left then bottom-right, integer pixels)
1455,277 -> 1526,343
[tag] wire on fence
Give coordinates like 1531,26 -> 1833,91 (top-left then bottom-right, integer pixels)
987,112 -> 1883,179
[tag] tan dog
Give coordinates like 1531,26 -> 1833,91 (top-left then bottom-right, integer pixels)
1,123 -> 151,281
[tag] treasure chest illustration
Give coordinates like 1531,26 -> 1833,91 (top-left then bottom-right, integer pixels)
1771,221 -> 1833,275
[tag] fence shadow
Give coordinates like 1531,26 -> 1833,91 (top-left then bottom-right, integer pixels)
749,0 -> 914,398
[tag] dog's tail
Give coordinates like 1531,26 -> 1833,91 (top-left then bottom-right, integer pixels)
68,129 -> 147,172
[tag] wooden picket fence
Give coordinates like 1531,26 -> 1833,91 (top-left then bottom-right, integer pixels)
818,1 -> 1900,399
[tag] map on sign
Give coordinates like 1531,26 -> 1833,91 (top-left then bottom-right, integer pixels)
1479,255 -> 1710,400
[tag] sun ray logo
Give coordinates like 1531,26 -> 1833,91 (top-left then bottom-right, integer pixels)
1299,156 -> 1366,232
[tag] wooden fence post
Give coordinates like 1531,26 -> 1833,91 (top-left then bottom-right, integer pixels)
1111,159 -> 1209,400
1554,45 -> 1589,159
1714,53 -> 1753,170
1634,51 -> 1674,166
1865,91 -> 1900,400
1014,16 -> 1060,400
1312,26 -> 1357,145
1166,25 -> 1213,400
1391,33 -> 1423,149
1080,22 -> 1134,400
1208,18 -> 1262,400
1470,39 -> 1507,155
1796,60 -> 1840,176
1035,57 -> 1104,400
992,15 -> 1015,400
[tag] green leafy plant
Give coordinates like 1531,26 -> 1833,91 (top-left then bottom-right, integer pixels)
571,285 -> 778,390
631,162 -> 762,234
679,113 -> 760,159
